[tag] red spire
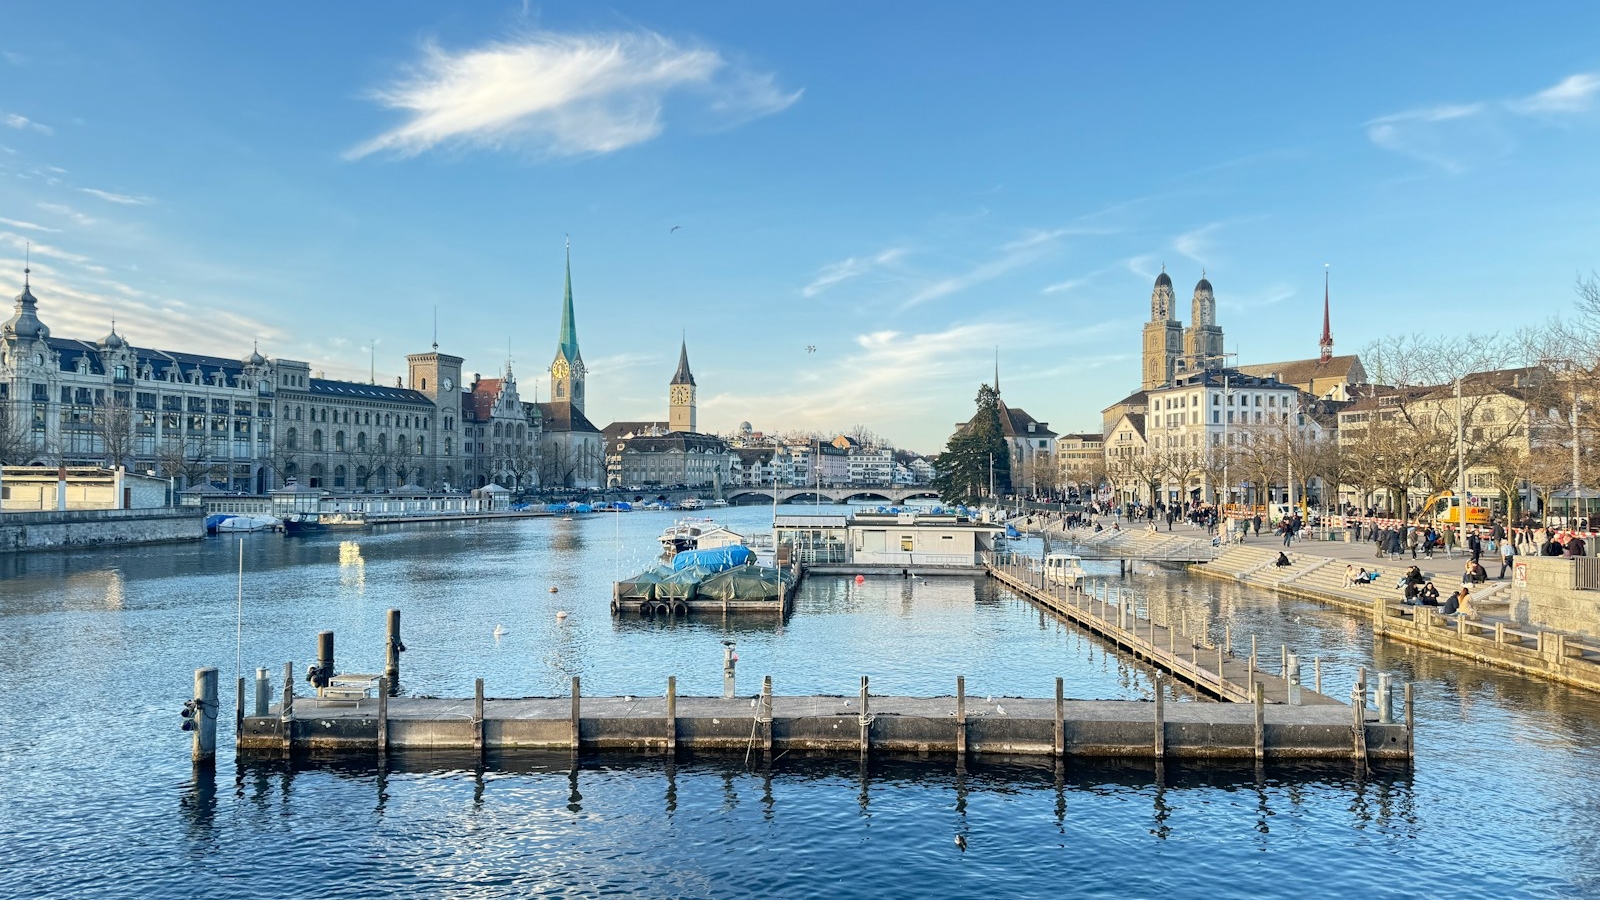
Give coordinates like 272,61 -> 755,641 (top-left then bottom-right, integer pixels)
1319,267 -> 1333,363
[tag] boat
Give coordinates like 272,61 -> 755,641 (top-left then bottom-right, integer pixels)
680,498 -> 705,511
658,518 -> 745,558
711,499 -> 729,508
282,513 -> 328,535
1041,552 -> 1087,587
215,515 -> 282,533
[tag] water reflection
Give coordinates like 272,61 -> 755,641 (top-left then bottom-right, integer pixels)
339,540 -> 365,593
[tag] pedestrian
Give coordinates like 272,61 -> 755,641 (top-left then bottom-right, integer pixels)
1374,527 -> 1387,559
1499,538 -> 1515,579
1407,528 -> 1419,560
1253,514 -> 1262,537
1443,527 -> 1457,558
1282,520 -> 1293,548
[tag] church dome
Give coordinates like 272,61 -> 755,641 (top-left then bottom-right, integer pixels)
101,328 -> 124,350
1154,271 -> 1173,288
1195,276 -> 1213,293
3,270 -> 51,341
243,348 -> 267,367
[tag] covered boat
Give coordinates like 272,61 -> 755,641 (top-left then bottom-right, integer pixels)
671,545 -> 754,573
615,564 -> 674,601
697,566 -> 788,602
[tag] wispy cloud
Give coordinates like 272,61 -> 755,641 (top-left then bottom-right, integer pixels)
80,187 -> 152,205
0,231 -> 91,264
36,202 -> 96,226
1366,71 -> 1600,172
348,29 -> 800,160
0,217 -> 61,233
1173,222 -> 1224,267
899,228 -> 1094,311
802,247 -> 905,297
3,51 -> 24,66
3,112 -> 52,135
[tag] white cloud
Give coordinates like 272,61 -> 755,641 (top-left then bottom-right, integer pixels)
1510,72 -> 1600,114
1173,223 -> 1223,267
348,30 -> 799,160
0,217 -> 61,233
3,113 -> 52,135
0,231 -> 90,264
3,51 -> 24,66
802,247 -> 905,297
1364,103 -> 1490,174
80,187 -> 152,205
36,202 -> 96,226
900,228 -> 1078,310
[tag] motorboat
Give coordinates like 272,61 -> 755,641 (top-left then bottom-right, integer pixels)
680,498 -> 705,511
1041,552 -> 1087,586
711,499 -> 729,508
659,518 -> 745,558
282,513 -> 328,535
215,515 -> 282,533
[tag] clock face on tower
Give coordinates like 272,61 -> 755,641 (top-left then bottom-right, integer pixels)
552,359 -> 570,381
442,377 -> 454,392
672,386 -> 688,404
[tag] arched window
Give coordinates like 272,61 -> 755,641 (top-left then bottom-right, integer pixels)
493,422 -> 503,438
398,434 -> 409,455
335,430 -> 345,451
312,429 -> 323,451
333,465 -> 346,488
357,432 -> 367,452
309,463 -> 323,488
356,466 -> 368,489
286,427 -> 297,450
418,437 -> 426,456
374,466 -> 388,489
284,462 -> 298,481
445,437 -> 452,455
377,433 -> 388,454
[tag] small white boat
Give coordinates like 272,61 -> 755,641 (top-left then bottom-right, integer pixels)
216,515 -> 282,533
1041,552 -> 1087,586
659,518 -> 745,558
680,498 -> 705,511
711,499 -> 729,508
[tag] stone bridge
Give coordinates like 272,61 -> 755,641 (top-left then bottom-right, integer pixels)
722,486 -> 942,505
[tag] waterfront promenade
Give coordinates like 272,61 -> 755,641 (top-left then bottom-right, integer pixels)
1050,521 -> 1600,693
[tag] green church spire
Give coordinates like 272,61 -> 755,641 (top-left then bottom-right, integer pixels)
558,238 -> 580,363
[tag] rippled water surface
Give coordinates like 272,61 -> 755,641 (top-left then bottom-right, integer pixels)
3,507 -> 1599,899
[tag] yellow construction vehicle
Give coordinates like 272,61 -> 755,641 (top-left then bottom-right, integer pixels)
1418,491 -> 1492,526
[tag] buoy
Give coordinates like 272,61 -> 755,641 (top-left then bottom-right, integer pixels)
854,574 -> 865,584
556,610 -> 569,620
549,586 -> 559,593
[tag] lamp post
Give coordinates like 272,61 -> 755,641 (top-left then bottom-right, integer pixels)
1455,376 -> 1466,535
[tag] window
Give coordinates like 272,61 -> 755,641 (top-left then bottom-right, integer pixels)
312,429 -> 323,451
287,427 -> 298,450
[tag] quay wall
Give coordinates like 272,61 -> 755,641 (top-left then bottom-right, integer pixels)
0,507 -> 204,553
1513,557 -> 1600,639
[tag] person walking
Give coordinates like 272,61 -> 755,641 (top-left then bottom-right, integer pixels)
1469,530 -> 1483,565
1407,528 -> 1419,560
1499,538 -> 1515,579
1253,514 -> 1262,537
1282,520 -> 1294,548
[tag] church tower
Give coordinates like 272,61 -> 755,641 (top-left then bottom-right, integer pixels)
550,240 -> 586,413
669,337 -> 696,433
1182,272 -> 1225,370
1140,268 -> 1184,390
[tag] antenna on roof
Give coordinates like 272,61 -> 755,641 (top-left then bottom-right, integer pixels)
369,338 -> 375,385
23,241 -> 29,287
432,305 -> 438,351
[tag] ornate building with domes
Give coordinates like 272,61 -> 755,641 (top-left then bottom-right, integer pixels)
0,263 -> 544,494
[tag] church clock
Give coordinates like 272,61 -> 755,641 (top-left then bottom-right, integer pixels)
552,358 -> 570,381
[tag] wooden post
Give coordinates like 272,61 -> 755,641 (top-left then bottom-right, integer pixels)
859,676 -> 870,758
235,675 -> 245,735
193,667 -> 218,765
281,661 -> 294,753
761,676 -> 773,753
385,608 -> 402,688
666,675 -> 677,753
315,630 -> 334,694
1280,644 -> 1287,676
956,676 -> 967,758
1356,667 -> 1368,711
1352,685 -> 1368,763
1054,677 -> 1064,758
377,676 -> 389,756
1253,683 -> 1265,761
1404,682 -> 1415,760
473,677 -> 485,757
1153,676 -> 1166,759
1314,657 -> 1322,695
1224,625 -> 1231,655
1217,644 -> 1226,693
570,676 -> 581,751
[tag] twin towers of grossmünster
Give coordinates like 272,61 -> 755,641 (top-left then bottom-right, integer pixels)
1141,267 -> 1224,391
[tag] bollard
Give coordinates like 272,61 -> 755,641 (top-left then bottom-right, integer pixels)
313,630 -> 334,691
859,676 -> 871,758
722,642 -> 737,699
1253,683 -> 1265,761
192,667 -> 218,765
254,667 -> 270,717
473,677 -> 485,756
571,676 -> 582,751
1314,657 -> 1322,696
377,676 -> 389,756
956,675 -> 967,758
281,661 -> 294,753
666,675 -> 678,753
1054,677 -> 1064,758
1286,653 -> 1302,706
1377,673 -> 1393,724
761,676 -> 774,753
1404,683 -> 1415,759
1356,667 -> 1368,710
1153,675 -> 1166,759
385,609 -> 403,688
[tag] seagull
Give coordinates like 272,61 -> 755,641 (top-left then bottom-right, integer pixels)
670,225 -> 681,232
954,835 -> 967,851
806,345 -> 816,353
996,704 -> 1006,716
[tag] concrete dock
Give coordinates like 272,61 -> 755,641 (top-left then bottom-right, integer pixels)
238,685 -> 1409,762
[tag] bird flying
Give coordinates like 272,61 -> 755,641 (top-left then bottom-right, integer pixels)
670,225 -> 681,232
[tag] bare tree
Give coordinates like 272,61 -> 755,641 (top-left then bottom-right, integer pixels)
158,429 -> 222,489
90,394 -> 136,470
0,399 -> 34,466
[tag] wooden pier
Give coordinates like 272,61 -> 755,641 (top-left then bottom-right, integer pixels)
237,673 -> 1411,763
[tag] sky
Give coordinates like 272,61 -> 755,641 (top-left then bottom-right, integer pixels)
3,4 -> 1599,454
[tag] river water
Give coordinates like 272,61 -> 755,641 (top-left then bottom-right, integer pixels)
1,505 -> 1597,898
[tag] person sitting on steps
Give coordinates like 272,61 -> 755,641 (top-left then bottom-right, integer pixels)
1343,564 -> 1358,587
1274,551 -> 1292,568
1418,581 -> 1441,605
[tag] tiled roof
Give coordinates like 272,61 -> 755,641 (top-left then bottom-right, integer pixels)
536,401 -> 603,434
1235,354 -> 1366,389
309,378 -> 433,405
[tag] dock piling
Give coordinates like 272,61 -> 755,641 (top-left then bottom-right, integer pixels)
1153,676 -> 1166,759
1356,667 -> 1368,711
956,676 -> 967,758
859,676 -> 870,758
385,609 -> 402,689
1054,677 -> 1064,757
722,643 -> 737,699
235,675 -> 244,734
570,676 -> 581,751
314,631 -> 334,691
473,678 -> 485,756
1404,683 -> 1415,758
254,667 -> 269,717
191,667 -> 218,765
377,676 -> 389,756
1253,683 -> 1265,761
1287,653 -> 1302,706
1314,657 -> 1322,695
280,661 -> 293,753
1376,673 -> 1393,724
666,676 -> 677,753
761,676 -> 773,753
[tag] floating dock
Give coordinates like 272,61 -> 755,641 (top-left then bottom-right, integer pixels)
236,677 -> 1410,762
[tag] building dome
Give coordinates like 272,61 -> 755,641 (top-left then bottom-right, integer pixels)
1194,276 -> 1212,293
100,327 -> 124,350
243,347 -> 267,367
1154,271 -> 1173,288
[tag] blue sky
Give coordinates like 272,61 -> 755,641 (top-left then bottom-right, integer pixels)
3,4 -> 1598,453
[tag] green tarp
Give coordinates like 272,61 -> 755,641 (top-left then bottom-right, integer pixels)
697,566 -> 788,602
